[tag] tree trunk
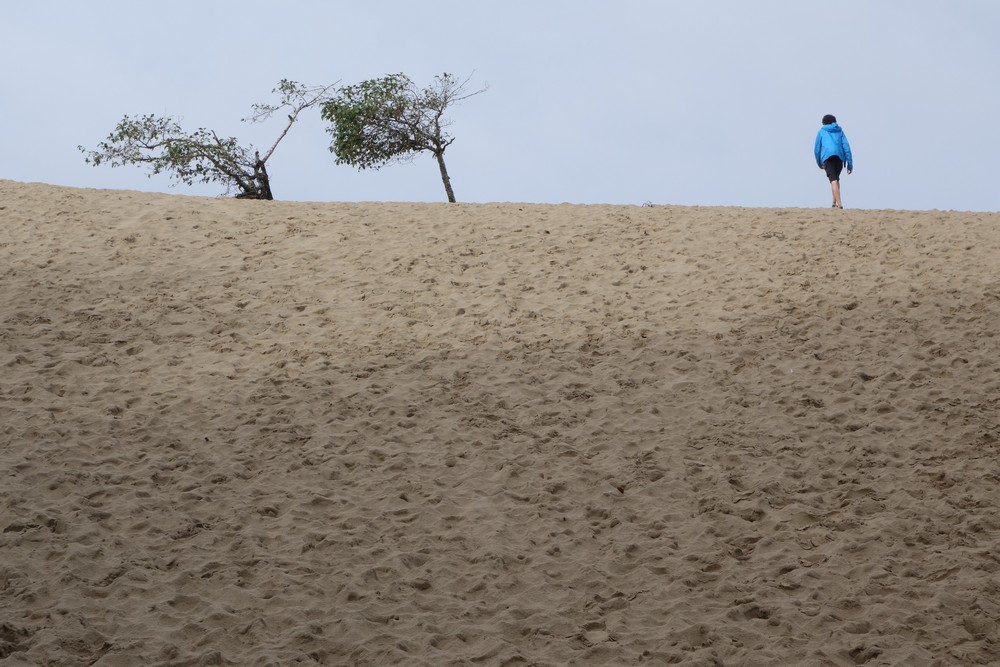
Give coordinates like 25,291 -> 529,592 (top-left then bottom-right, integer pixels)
254,157 -> 274,200
435,150 -> 456,203
236,153 -> 274,200
253,152 -> 274,200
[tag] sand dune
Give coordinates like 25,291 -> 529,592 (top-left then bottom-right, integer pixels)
2,179 -> 999,665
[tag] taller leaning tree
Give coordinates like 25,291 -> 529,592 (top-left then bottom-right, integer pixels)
321,73 -> 487,202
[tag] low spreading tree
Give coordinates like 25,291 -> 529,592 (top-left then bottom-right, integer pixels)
321,72 -> 487,202
80,80 -> 338,200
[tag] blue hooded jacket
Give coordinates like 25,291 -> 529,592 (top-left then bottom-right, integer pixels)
814,123 -> 853,170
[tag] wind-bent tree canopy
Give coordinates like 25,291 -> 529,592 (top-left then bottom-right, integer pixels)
80,80 -> 338,200
321,73 -> 487,203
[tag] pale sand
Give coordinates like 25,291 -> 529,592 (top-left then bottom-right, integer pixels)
2,179 -> 999,666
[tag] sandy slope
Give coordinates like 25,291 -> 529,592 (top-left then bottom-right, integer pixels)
2,180 -> 999,666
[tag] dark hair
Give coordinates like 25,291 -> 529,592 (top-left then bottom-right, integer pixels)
822,114 -> 837,125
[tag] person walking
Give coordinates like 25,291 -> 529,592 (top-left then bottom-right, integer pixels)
814,114 -> 853,208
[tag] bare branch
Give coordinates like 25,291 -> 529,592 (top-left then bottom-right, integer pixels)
250,80 -> 341,163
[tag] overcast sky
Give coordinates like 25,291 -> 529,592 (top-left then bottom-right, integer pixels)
3,1 -> 999,211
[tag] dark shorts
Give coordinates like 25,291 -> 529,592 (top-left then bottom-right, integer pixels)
823,156 -> 844,182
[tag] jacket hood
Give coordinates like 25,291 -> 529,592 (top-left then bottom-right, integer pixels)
822,123 -> 843,134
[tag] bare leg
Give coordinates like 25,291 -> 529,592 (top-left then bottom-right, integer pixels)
830,180 -> 842,208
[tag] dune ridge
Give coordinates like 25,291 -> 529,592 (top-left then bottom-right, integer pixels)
2,180 -> 1000,665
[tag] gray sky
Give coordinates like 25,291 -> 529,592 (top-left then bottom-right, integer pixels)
3,1 -> 999,210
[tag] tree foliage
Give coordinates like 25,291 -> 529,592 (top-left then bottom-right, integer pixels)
321,73 -> 487,202
80,80 -> 337,200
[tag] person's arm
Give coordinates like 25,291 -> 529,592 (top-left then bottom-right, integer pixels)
842,135 -> 853,173
814,133 -> 823,168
